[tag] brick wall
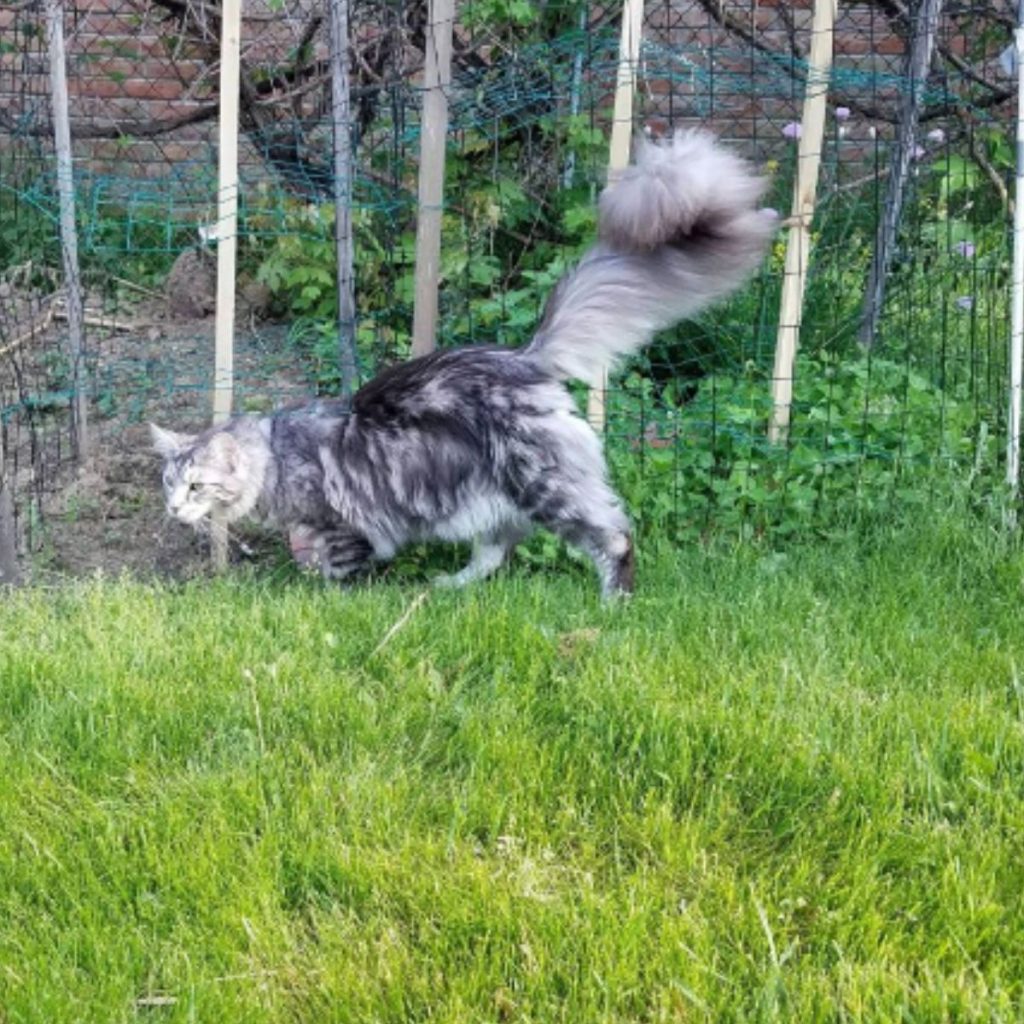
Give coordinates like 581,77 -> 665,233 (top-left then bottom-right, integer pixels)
0,0 -> 325,178
0,1 -> 1010,184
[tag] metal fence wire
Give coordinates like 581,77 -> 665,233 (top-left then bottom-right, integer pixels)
0,0 -> 1017,577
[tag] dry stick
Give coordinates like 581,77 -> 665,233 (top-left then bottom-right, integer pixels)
1007,0 -> 1024,489
210,0 -> 242,571
370,590 -> 429,658
561,4 -> 588,190
874,0 -> 1006,100
329,0 -> 358,401
966,120 -> 1012,213
112,275 -> 167,302
0,427 -> 19,587
587,0 -> 643,435
411,0 -> 455,358
858,0 -> 943,348
0,307 -> 55,360
768,0 -> 836,445
46,0 -> 89,463
53,309 -> 147,332
691,0 -> 996,125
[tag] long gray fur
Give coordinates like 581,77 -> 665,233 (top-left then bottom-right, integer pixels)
152,131 -> 775,597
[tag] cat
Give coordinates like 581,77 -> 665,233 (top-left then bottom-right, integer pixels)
152,130 -> 776,597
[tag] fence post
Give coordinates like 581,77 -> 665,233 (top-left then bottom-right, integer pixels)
562,4 -> 589,190
587,0 -> 643,435
211,0 -> 242,569
411,0 -> 455,358
768,0 -> 836,444
45,0 -> 88,463
858,0 -> 943,348
329,0 -> 358,401
0,428 -> 18,586
1008,0 -> 1024,489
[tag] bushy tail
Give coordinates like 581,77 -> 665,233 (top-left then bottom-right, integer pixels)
523,130 -> 776,386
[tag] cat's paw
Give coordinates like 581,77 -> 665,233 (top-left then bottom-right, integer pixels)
288,526 -> 321,569
432,572 -> 466,589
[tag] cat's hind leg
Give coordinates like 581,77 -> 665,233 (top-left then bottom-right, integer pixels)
526,483 -> 634,599
433,524 -> 530,589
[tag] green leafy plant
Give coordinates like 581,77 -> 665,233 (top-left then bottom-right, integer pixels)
607,352 -> 995,542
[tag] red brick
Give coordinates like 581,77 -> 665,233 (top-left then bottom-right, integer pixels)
116,78 -> 186,100
69,77 -> 126,99
876,35 -> 906,55
835,34 -> 871,56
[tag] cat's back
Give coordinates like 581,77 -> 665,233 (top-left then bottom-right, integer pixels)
351,345 -> 552,425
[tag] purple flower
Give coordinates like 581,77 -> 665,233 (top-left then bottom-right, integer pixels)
782,122 -> 802,140
955,296 -> 974,311
954,240 -> 976,259
926,127 -> 945,144
834,106 -> 851,121
911,144 -> 927,161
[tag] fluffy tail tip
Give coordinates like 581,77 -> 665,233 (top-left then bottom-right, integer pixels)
597,129 -> 771,252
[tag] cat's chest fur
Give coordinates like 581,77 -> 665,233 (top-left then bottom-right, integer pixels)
258,412 -> 346,529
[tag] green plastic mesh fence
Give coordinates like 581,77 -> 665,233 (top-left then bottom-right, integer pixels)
0,0 -> 1015,576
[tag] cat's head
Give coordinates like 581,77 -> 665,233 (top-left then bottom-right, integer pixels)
151,423 -> 258,525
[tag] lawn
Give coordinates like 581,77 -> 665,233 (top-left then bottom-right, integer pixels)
1,518 -> 1023,1022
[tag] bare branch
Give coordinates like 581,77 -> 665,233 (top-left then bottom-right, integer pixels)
693,0 -> 1014,125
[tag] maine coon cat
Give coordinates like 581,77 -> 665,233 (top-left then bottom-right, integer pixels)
152,131 -> 775,597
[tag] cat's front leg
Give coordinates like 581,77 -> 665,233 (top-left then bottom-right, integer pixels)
289,523 -> 379,582
288,525 -> 321,571
314,526 -> 376,582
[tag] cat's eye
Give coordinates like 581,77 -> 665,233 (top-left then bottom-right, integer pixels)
188,482 -> 201,493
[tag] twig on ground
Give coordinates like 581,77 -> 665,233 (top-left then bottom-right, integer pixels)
966,124 -> 1012,215
370,590 -> 429,657
112,276 -> 166,302
0,306 -> 55,360
53,305 -> 149,332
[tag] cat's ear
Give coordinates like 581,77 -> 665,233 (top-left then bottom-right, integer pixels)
150,423 -> 192,458
207,431 -> 242,474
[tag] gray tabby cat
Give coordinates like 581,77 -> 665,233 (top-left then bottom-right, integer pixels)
152,130 -> 775,597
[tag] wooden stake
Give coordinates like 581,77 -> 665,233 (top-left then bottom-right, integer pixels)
329,0 -> 358,401
0,305 -> 55,360
45,0 -> 88,463
411,0 -> 455,358
562,4 -> 589,190
0,427 -> 19,586
1008,0 -> 1024,488
768,0 -> 836,444
588,0 -> 643,434
858,0 -> 943,348
608,0 -> 643,175
211,0 -> 242,569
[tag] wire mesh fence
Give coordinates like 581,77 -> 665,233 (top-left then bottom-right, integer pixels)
0,0 -> 1016,578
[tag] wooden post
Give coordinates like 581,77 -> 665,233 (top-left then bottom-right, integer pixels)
329,0 -> 358,401
858,0 -> 943,348
0,428 -> 19,586
588,0 -> 643,434
1008,0 -> 1024,488
768,0 -> 836,444
562,4 -> 589,190
45,0 -> 88,462
211,0 -> 242,569
411,0 -> 455,358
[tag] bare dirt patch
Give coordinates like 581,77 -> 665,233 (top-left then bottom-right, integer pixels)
5,297 -> 313,582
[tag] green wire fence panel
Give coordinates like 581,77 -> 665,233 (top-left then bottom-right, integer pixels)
0,0 -> 1015,573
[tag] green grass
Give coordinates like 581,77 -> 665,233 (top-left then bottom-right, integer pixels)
2,520 -> 1024,1022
